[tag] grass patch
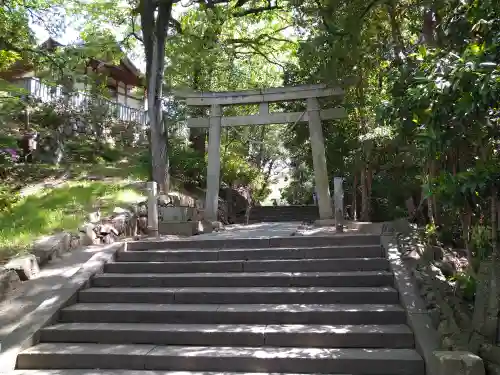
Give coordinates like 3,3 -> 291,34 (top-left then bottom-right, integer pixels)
0,175 -> 146,262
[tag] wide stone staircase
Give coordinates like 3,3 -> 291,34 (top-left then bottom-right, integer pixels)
14,234 -> 424,375
247,205 -> 320,223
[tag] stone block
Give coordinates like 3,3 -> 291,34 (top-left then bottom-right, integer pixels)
158,221 -> 199,236
159,206 -> 196,222
4,254 -> 40,280
314,218 -> 336,227
199,219 -> 213,234
0,267 -> 21,301
433,351 -> 485,375
32,232 -> 71,265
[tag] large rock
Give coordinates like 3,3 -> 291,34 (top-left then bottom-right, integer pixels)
0,267 -> 22,301
220,187 -> 249,217
69,233 -> 81,249
4,254 -> 40,280
32,232 -> 71,265
94,223 -> 119,244
486,363 -> 500,375
137,216 -> 148,234
109,207 -> 137,237
199,220 -> 225,234
135,201 -> 148,217
433,351 -> 485,375
88,210 -> 101,224
79,223 -> 99,246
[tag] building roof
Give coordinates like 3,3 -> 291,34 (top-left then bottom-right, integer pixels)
0,38 -> 145,87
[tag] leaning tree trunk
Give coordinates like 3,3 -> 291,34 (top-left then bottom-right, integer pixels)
189,66 -> 207,155
147,40 -> 163,191
141,0 -> 172,194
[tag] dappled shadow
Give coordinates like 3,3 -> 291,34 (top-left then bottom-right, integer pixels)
0,181 -> 142,259
6,221 -> 425,373
196,222 -> 302,240
17,342 -> 422,373
0,244 -> 113,339
0,243 -> 120,371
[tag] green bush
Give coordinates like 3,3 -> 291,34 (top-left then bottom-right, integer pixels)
65,140 -> 99,163
0,185 -> 19,213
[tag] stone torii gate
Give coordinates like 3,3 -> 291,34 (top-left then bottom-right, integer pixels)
175,84 -> 347,222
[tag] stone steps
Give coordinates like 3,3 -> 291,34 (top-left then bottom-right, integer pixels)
78,286 -> 400,304
247,206 -> 320,223
40,323 -> 415,348
15,234 -> 424,374
103,258 -> 390,273
59,303 -> 407,325
14,372 -> 350,375
116,245 -> 384,262
17,343 -> 423,374
137,235 -> 381,250
92,271 -> 395,288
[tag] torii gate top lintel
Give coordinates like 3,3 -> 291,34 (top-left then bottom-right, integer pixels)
173,83 -> 345,107
175,84 -> 348,129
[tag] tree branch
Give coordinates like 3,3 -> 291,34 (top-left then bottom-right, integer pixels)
0,38 -> 67,75
359,0 -> 387,20
233,5 -> 282,17
169,17 -> 182,34
234,46 -> 285,70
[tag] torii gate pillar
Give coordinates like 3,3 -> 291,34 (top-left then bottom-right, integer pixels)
205,104 -> 222,222
307,97 -> 333,219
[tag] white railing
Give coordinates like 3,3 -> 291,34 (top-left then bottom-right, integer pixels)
17,77 -> 147,124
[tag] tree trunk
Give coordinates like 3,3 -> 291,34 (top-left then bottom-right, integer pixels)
367,166 -> 372,219
352,174 -> 358,220
226,183 -> 233,223
255,125 -> 267,168
360,167 -> 370,221
430,159 -> 440,225
460,202 -> 473,269
386,0 -> 405,68
492,186 -> 498,258
425,162 -> 435,226
147,38 -> 167,193
256,160 -> 276,200
141,0 -> 172,194
189,66 -> 207,155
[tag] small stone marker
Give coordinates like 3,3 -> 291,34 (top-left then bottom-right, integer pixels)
433,351 -> 485,375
